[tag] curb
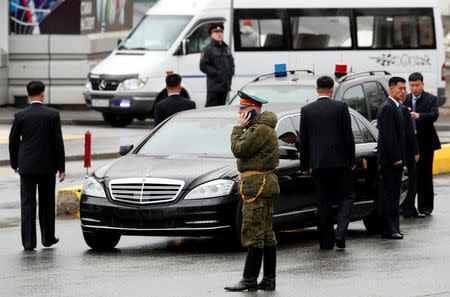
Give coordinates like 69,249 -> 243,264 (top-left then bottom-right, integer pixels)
0,152 -> 120,166
433,143 -> 450,175
57,185 -> 82,217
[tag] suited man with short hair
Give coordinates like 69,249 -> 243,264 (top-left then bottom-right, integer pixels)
405,72 -> 441,215
9,80 -> 65,251
399,97 -> 421,218
153,73 -> 196,126
300,75 -> 356,250
377,77 -> 408,239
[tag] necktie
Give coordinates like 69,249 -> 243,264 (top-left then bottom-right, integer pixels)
412,96 -> 417,134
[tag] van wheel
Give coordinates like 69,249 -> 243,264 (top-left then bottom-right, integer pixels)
83,231 -> 121,251
102,112 -> 134,127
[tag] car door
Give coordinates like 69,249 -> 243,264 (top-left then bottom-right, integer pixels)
273,114 -> 316,230
350,113 -> 379,203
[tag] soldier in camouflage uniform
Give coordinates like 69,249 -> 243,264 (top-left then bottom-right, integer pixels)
225,91 -> 280,292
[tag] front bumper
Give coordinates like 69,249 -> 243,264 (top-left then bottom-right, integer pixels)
83,91 -> 158,114
80,193 -> 238,237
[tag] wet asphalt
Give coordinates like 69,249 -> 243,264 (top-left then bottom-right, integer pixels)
0,174 -> 449,297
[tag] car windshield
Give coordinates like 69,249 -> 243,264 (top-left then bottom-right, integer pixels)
138,117 -> 236,156
118,15 -> 192,51
229,84 -> 317,105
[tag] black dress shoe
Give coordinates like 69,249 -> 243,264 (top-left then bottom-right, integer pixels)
24,247 -> 35,251
335,237 -> 346,250
43,237 -> 59,247
383,233 -> 403,239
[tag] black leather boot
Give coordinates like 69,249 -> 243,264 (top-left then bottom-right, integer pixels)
258,245 -> 276,290
224,247 -> 263,291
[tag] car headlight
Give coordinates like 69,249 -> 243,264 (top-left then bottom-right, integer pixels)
81,177 -> 106,198
184,179 -> 234,200
85,79 -> 92,90
121,77 -> 148,90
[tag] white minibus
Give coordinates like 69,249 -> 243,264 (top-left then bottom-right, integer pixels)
84,0 -> 445,126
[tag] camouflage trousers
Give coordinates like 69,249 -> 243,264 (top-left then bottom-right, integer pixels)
241,196 -> 277,248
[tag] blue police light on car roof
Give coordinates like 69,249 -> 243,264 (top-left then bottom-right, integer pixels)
274,64 -> 287,77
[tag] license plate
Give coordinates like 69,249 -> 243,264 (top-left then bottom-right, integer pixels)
92,99 -> 109,107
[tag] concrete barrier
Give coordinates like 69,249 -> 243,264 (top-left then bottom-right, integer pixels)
57,185 -> 82,217
433,143 -> 450,175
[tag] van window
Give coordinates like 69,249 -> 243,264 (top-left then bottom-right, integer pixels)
342,85 -> 368,119
119,15 -> 192,51
187,23 -> 212,54
356,10 -> 435,49
290,16 -> 351,49
238,18 -> 283,48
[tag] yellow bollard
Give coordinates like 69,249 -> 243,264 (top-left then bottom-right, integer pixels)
432,144 -> 450,175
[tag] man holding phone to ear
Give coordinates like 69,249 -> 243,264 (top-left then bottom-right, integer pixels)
226,91 -> 279,292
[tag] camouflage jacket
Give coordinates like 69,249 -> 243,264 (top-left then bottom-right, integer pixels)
231,111 -> 280,199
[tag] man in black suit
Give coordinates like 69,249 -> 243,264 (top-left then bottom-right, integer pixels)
405,72 -> 441,215
399,96 -> 422,219
377,77 -> 408,239
9,81 -> 65,251
300,76 -> 356,250
153,73 -> 196,126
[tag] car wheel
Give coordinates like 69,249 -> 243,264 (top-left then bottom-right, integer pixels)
83,231 -> 121,251
102,112 -> 134,127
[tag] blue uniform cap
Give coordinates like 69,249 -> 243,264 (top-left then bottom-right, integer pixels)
238,90 -> 268,107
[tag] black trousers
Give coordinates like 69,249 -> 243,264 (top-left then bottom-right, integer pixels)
417,150 -> 434,214
20,174 -> 56,249
311,167 -> 355,249
205,91 -> 228,107
400,160 -> 418,216
381,165 -> 403,235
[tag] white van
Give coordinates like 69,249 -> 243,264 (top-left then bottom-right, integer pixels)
84,0 -> 446,126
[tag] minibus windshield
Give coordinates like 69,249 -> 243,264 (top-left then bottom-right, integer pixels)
119,15 -> 192,51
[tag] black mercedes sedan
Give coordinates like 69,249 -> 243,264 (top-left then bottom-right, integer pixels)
80,103 -> 407,250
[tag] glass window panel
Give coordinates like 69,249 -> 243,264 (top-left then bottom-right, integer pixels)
342,85 -> 368,119
351,116 -> 364,144
239,18 -> 283,48
138,118 -> 235,156
290,16 -> 351,49
276,117 -> 298,148
355,116 -> 376,143
119,15 -> 192,51
186,23 -> 212,54
356,14 -> 435,49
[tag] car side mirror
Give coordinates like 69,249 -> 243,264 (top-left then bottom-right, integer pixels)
278,146 -> 299,160
117,38 -> 122,46
119,144 -> 134,156
181,38 -> 189,55
371,120 -> 377,128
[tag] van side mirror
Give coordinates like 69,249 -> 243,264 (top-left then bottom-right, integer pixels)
278,146 -> 299,160
119,144 -> 134,156
181,39 -> 189,55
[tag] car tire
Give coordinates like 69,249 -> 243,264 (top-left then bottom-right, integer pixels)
102,112 -> 134,127
83,231 -> 121,251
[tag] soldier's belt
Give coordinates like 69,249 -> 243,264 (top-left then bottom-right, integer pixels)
239,170 -> 272,203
